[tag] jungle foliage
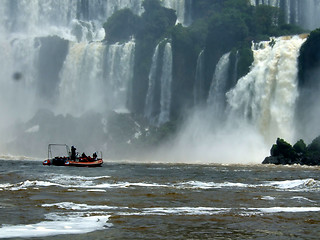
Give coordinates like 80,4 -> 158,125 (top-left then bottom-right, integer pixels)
263,136 -> 320,165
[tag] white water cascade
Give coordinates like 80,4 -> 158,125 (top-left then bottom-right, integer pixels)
144,44 -> 161,123
0,0 -> 144,41
207,52 -> 231,118
57,40 -> 135,116
250,0 -> 320,30
193,50 -> 205,105
158,42 -> 173,125
227,35 -> 307,144
144,42 -> 173,126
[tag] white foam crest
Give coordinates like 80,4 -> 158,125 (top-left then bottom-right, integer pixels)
265,178 -> 320,191
49,173 -> 110,182
42,202 -> 120,211
0,214 -> 110,238
93,182 -> 169,189
291,196 -> 316,203
246,207 -> 320,214
119,207 -> 230,216
2,180 -> 60,191
261,196 -> 276,201
177,181 -> 251,189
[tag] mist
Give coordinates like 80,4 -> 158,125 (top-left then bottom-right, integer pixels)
296,66 -> 320,143
152,107 -> 268,164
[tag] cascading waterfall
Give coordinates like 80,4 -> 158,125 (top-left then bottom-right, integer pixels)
57,40 -> 135,116
207,52 -> 231,118
104,40 -> 136,114
251,0 -> 320,30
169,35 -> 307,164
226,35 -> 307,144
158,42 -> 173,125
0,0 -> 144,40
57,42 -> 106,116
193,50 -> 205,105
144,42 -> 173,126
144,44 -> 161,123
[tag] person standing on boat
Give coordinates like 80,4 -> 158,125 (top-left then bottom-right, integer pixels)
71,146 -> 76,160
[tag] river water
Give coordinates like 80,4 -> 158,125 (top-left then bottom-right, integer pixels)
1,160 -> 320,239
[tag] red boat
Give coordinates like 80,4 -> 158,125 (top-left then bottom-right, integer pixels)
43,144 -> 103,167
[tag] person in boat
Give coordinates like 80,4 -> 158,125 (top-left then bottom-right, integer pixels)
93,152 -> 97,160
80,152 -> 87,162
71,146 -> 76,160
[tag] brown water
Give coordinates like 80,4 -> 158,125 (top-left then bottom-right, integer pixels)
1,160 -> 320,239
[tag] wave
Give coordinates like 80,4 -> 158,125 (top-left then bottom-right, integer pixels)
263,178 -> 320,191
42,202 -> 122,211
41,202 -> 320,217
2,175 -> 320,192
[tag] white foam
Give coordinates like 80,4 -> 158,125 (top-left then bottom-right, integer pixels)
2,180 -> 61,191
0,215 -> 111,238
118,207 -> 230,216
42,202 -> 121,211
48,174 -> 111,181
291,196 -> 315,203
178,181 -> 250,189
265,178 -> 320,191
261,196 -> 276,201
93,182 -> 169,189
87,189 -> 107,192
141,207 -> 230,215
247,207 -> 320,214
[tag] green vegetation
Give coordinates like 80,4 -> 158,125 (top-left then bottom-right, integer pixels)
263,136 -> 320,165
103,9 -> 140,44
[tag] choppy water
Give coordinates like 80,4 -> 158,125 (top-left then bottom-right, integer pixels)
1,160 -> 320,239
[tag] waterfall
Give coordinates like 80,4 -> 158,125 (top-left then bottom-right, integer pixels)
158,42 -> 173,125
144,42 -> 173,126
251,0 -> 320,30
0,0 -> 145,41
57,40 -> 135,116
56,42 -> 106,116
144,44 -> 161,123
193,50 -> 205,105
226,36 -> 306,144
207,52 -> 231,118
104,40 -> 136,114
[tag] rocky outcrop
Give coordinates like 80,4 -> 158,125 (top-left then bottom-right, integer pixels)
263,136 -> 320,165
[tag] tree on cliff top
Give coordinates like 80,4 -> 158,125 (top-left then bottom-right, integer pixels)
103,8 -> 140,43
